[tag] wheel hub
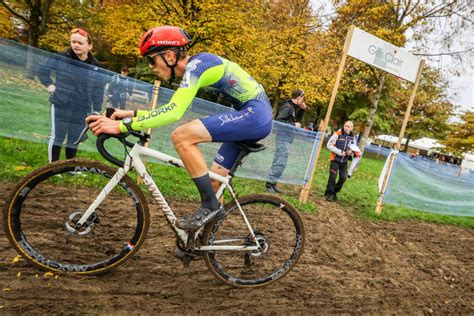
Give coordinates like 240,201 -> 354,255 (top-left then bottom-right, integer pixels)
65,211 -> 99,235
249,234 -> 269,257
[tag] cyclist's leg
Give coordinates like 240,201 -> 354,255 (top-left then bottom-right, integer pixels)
172,120 -> 212,177
172,119 -> 217,209
172,120 -> 222,231
172,101 -> 272,231
209,144 -> 243,203
210,161 -> 229,201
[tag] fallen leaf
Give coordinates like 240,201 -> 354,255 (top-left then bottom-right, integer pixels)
2,288 -> 11,291
14,166 -> 32,171
16,272 -> 21,277
12,255 -> 22,263
43,272 -> 54,278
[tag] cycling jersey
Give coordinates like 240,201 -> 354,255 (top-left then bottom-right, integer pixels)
119,52 -> 269,132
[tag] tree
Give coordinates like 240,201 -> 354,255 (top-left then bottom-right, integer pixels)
400,67 -> 454,147
92,0 -> 320,111
322,0 -> 405,148
0,5 -> 17,39
444,111 -> 474,155
1,0 -> 55,47
1,0 -> 103,49
321,0 -> 466,152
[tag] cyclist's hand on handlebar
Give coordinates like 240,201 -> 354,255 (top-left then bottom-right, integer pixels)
110,109 -> 135,120
86,115 -> 121,136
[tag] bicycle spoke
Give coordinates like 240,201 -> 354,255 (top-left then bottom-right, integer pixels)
202,194 -> 305,287
4,160 -> 149,275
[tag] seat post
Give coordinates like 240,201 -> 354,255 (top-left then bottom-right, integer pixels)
227,142 -> 267,177
228,150 -> 250,177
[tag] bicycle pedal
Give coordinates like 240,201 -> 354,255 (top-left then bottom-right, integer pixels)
173,247 -> 201,262
182,255 -> 192,268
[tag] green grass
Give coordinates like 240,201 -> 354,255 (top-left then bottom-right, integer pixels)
0,66 -> 472,228
1,137 -> 472,228
0,137 -> 317,211
312,150 -> 474,228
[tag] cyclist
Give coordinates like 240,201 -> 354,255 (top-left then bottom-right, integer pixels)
87,26 -> 273,232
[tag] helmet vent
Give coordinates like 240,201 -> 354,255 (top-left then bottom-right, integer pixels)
142,31 -> 153,47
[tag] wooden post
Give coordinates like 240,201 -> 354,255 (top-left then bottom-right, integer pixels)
137,80 -> 161,185
299,25 -> 355,202
375,59 -> 425,214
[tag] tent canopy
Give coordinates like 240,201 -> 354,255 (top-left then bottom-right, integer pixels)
375,135 -> 445,151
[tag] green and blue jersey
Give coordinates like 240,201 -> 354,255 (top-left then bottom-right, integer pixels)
119,53 -> 268,132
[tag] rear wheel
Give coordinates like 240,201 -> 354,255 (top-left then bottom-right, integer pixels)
3,159 -> 150,275
201,193 -> 305,287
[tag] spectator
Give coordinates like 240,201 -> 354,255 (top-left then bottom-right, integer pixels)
108,65 -> 133,109
265,89 -> 306,193
324,121 -> 355,201
38,28 -> 104,163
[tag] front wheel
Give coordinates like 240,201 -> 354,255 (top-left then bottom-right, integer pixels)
201,193 -> 305,287
3,159 -> 150,275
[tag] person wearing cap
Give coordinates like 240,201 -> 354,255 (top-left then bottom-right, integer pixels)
108,65 -> 133,110
265,89 -> 306,193
38,28 -> 105,162
86,26 -> 273,232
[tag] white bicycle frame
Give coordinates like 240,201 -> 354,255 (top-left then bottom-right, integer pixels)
75,142 -> 259,252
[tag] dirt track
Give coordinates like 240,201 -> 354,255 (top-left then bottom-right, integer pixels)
1,180 -> 473,314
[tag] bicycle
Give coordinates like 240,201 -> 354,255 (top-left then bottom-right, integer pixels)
3,121 -> 305,287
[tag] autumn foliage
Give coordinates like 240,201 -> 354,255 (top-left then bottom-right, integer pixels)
1,0 -> 467,151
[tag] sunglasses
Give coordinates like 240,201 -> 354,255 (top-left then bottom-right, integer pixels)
145,52 -> 165,66
70,28 -> 89,37
145,54 -> 156,66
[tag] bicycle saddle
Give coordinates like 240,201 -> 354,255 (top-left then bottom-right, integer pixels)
235,142 -> 266,153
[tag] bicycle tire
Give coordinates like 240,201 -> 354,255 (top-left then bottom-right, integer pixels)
201,193 -> 305,287
3,159 -> 150,275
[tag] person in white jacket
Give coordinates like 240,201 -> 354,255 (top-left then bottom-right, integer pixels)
324,121 -> 356,201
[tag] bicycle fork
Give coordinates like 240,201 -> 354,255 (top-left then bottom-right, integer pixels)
74,161 -> 132,230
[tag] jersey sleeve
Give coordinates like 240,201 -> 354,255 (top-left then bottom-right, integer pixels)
119,62 -> 224,132
326,133 -> 344,155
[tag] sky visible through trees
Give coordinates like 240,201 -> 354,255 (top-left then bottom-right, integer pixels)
311,0 -> 473,113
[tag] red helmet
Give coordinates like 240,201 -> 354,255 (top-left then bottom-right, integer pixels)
139,26 -> 192,57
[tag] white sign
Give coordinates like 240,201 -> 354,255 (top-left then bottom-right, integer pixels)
347,27 -> 421,83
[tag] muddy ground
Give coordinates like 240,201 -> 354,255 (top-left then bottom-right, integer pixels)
0,180 -> 472,314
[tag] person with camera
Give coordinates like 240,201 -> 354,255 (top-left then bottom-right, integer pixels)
265,89 -> 306,193
324,121 -> 355,201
